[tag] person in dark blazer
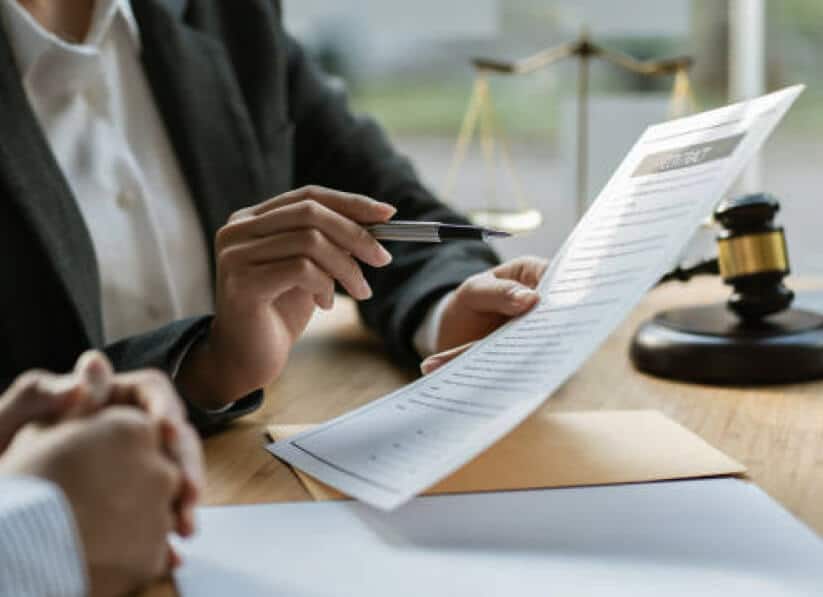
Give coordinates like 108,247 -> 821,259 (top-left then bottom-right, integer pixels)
0,0 -> 547,432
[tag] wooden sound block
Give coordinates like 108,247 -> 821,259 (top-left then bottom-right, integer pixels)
630,304 -> 823,385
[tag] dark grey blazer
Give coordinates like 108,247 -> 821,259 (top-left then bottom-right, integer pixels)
0,0 -> 498,431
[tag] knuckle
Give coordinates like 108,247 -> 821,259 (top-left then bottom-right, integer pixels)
300,184 -> 326,198
293,256 -> 314,276
215,220 -> 246,250
217,245 -> 244,271
221,215 -> 249,241
504,283 -> 521,299
459,273 -> 484,295
523,255 -> 548,281
354,223 -> 371,244
154,461 -> 181,495
145,368 -> 168,383
214,226 -> 231,250
228,207 -> 251,223
303,228 -> 325,251
109,411 -> 152,445
454,285 -> 472,305
299,200 -> 322,221
137,368 -> 171,390
255,195 -> 280,212
12,370 -> 47,392
520,255 -> 544,268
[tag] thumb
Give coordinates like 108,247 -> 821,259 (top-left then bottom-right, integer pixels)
0,372 -> 81,452
421,342 -> 474,375
460,275 -> 540,317
73,350 -> 114,407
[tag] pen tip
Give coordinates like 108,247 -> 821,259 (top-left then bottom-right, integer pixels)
486,229 -> 512,238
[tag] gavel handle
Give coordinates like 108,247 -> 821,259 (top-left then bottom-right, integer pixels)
658,258 -> 720,285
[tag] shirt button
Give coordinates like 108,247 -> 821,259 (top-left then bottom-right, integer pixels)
117,191 -> 138,210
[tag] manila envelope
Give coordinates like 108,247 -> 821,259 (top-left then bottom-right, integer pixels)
267,410 -> 746,501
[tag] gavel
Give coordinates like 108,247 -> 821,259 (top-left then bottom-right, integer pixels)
631,193 -> 823,385
714,193 -> 793,320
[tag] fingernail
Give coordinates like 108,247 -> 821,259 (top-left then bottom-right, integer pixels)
85,369 -> 108,406
420,356 -> 441,375
359,279 -> 373,300
376,202 -> 397,217
77,351 -> 111,405
512,288 -> 538,304
375,245 -> 393,266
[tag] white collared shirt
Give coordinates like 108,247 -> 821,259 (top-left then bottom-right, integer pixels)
0,7 -> 448,591
0,6 -> 216,593
0,0 -> 448,357
0,0 -> 213,345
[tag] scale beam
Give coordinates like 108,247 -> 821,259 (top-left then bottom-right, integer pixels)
446,32 -> 696,228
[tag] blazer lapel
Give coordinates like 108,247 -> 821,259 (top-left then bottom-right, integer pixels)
132,0 -> 268,269
0,28 -> 103,346
0,0 -> 267,350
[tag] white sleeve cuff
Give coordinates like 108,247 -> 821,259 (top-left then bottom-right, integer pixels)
0,476 -> 87,597
412,292 -> 454,358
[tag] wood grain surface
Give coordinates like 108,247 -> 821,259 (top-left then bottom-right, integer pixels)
146,277 -> 823,595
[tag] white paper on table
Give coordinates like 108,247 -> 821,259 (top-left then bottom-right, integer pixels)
269,86 -> 805,510
175,478 -> 823,597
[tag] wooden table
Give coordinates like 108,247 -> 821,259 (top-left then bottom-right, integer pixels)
148,277 -> 823,595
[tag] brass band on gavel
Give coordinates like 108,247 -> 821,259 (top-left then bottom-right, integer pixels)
717,230 -> 790,281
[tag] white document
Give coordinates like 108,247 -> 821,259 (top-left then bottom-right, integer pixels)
269,86 -> 805,510
175,478 -> 823,597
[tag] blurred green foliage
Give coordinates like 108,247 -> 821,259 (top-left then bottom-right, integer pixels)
352,78 -> 560,139
350,0 -> 823,138
775,0 -> 823,40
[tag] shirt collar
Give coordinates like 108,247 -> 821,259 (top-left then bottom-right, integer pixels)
0,0 -> 141,78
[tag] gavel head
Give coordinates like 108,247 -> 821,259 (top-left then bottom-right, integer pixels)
714,193 -> 793,321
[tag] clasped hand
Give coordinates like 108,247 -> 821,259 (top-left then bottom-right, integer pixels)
0,352 -> 203,597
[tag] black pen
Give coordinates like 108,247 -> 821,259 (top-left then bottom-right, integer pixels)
367,221 -> 511,243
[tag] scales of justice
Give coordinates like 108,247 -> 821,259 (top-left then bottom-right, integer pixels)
441,30 -> 696,233
443,33 -> 823,385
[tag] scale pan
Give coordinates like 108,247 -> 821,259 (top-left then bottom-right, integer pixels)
468,208 -> 543,234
